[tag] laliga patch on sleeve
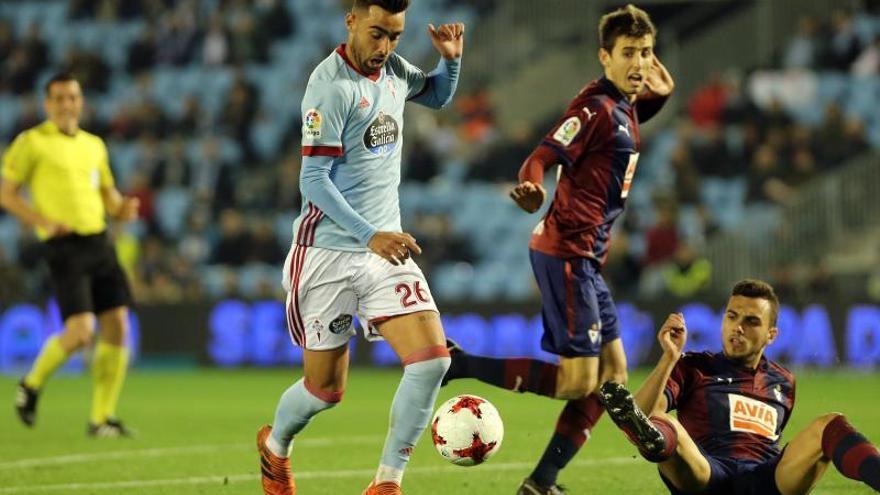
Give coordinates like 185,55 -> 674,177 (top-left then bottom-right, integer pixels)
303,108 -> 322,139
552,116 -> 581,146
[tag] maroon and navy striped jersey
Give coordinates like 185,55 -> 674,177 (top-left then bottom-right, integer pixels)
523,77 -> 668,263
664,351 -> 796,462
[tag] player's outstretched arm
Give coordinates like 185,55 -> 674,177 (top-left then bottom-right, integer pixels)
633,313 -> 687,415
409,23 -> 465,109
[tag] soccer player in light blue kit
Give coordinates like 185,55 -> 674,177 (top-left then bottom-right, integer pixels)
256,1 -> 464,494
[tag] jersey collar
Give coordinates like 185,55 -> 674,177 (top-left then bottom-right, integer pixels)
599,76 -> 633,109
336,44 -> 382,82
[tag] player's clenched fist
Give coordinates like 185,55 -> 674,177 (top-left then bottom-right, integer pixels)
658,312 -> 687,359
368,231 -> 422,266
510,181 -> 546,213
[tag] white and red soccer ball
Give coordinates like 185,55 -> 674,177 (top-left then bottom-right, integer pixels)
430,394 -> 504,466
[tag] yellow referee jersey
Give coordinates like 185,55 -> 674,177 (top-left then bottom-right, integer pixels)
1,121 -> 114,240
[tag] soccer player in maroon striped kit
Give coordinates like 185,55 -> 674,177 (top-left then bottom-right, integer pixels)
442,4 -> 674,493
600,279 -> 880,494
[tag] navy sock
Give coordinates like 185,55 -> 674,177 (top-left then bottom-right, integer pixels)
447,352 -> 558,397
530,394 -> 604,487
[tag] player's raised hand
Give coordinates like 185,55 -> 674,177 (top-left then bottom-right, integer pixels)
428,23 -> 465,59
658,312 -> 687,359
510,181 -> 546,214
368,231 -> 422,266
643,55 -> 674,98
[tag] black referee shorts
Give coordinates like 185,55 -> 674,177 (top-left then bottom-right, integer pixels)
43,232 -> 133,321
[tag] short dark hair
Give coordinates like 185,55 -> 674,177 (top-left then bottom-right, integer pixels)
353,0 -> 409,14
598,4 -> 657,53
44,72 -> 78,96
731,279 -> 780,326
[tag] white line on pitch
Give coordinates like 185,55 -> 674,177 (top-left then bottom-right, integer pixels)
0,435 -> 383,471
0,456 -> 639,493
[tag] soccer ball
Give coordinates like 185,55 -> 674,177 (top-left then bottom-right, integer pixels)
430,394 -> 504,466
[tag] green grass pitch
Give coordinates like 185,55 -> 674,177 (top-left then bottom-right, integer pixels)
1,369 -> 878,494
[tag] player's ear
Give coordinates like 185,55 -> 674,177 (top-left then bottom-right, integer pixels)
598,48 -> 611,68
345,11 -> 356,33
767,326 -> 778,345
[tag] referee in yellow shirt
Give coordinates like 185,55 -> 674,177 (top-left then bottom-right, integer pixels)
1,73 -> 139,437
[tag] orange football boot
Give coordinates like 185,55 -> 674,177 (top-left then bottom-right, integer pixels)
257,425 -> 296,495
362,480 -> 403,495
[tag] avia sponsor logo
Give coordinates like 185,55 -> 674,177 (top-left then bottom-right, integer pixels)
363,111 -> 399,155
728,393 -> 779,440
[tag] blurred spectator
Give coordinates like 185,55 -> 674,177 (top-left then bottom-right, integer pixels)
852,35 -> 880,76
10,96 -> 42,139
202,15 -> 230,66
175,96 -> 206,136
256,0 -> 295,41
62,47 -> 111,93
151,136 -> 192,189
662,243 -> 712,298
0,21 -> 13,64
156,5 -> 200,66
746,144 -> 791,205
127,172 -> 156,227
688,73 -> 728,128
212,209 -> 250,266
783,16 -> 821,69
644,202 -> 680,267
192,137 -> 236,213
128,25 -> 158,75
229,11 -> 270,64
822,9 -> 862,71
220,73 -> 259,161
467,123 -> 537,182
4,47 -> 40,94
247,219 -> 284,265
21,24 -> 49,75
669,142 -> 701,206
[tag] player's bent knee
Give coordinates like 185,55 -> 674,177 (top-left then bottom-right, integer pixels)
814,412 -> 844,432
402,345 -> 451,381
404,354 -> 451,383
304,378 -> 345,405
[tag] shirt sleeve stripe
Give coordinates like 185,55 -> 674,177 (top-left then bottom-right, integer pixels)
302,145 -> 344,157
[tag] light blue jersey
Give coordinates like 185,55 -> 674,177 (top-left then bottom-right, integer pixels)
293,44 -> 460,251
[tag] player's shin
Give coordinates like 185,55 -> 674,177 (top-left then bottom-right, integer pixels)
530,394 -> 604,487
446,352 -> 558,397
822,415 -> 880,491
376,353 -> 451,485
267,378 -> 341,458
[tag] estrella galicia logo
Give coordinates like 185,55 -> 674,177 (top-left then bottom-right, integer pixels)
329,314 -> 353,334
363,111 -> 399,155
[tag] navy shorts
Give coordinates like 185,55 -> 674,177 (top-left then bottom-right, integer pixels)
660,453 -> 783,495
529,249 -> 620,357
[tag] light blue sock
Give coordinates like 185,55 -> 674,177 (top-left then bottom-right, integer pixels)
376,356 -> 451,484
268,378 -> 338,457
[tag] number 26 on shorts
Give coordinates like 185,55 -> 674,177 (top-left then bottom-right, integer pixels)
396,281 -> 431,308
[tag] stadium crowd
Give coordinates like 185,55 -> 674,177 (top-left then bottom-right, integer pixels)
0,1 -> 878,306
